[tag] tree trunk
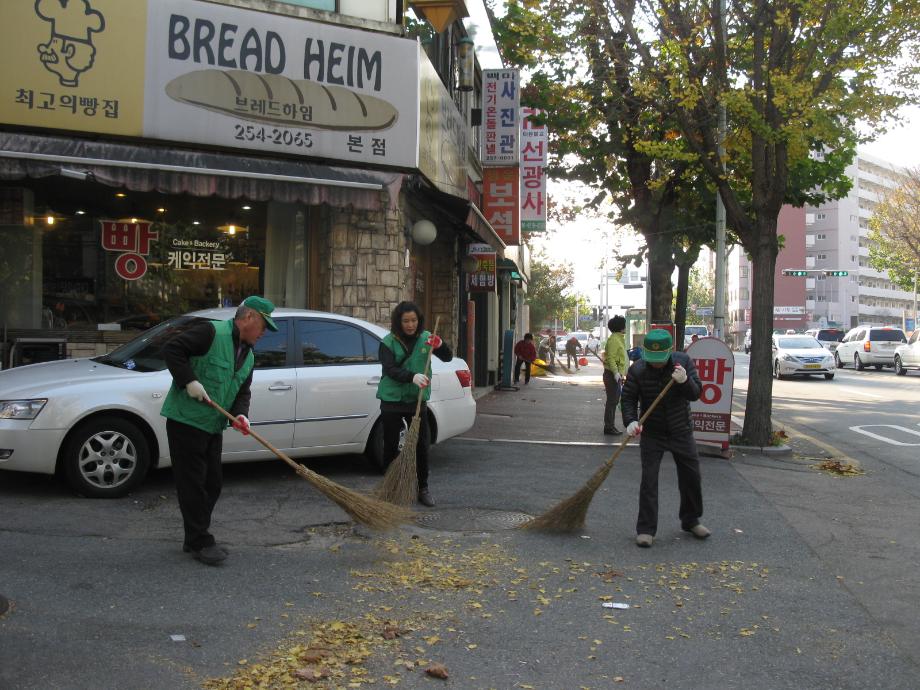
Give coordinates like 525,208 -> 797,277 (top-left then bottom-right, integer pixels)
674,260 -> 691,350
647,233 -> 674,324
742,226 -> 779,446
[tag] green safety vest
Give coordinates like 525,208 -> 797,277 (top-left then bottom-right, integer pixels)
376,331 -> 433,404
160,319 -> 254,433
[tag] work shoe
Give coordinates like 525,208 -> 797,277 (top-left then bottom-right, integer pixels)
685,524 -> 711,539
635,534 -> 654,548
190,544 -> 228,565
604,428 -> 622,436
183,543 -> 229,555
418,489 -> 435,507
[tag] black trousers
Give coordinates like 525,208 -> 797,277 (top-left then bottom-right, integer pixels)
602,369 -> 621,431
381,405 -> 431,489
566,350 -> 580,369
166,419 -> 223,551
514,358 -> 531,383
636,432 -> 704,536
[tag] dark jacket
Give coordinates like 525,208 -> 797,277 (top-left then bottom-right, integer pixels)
620,351 -> 702,437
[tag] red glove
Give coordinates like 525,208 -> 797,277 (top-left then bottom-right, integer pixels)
232,414 -> 250,435
426,334 -> 443,349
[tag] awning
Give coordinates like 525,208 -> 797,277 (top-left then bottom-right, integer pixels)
407,175 -> 506,251
498,257 -> 524,283
0,132 -> 404,211
465,202 -> 507,252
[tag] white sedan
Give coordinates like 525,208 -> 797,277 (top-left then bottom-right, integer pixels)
771,334 -> 836,380
0,308 -> 475,498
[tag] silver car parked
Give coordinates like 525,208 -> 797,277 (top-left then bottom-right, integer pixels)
894,329 -> 920,376
834,326 -> 907,371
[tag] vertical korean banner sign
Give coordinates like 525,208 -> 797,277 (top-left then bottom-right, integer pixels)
483,167 -> 520,245
685,338 -> 735,448
520,107 -> 547,233
481,69 -> 520,166
466,243 -> 497,293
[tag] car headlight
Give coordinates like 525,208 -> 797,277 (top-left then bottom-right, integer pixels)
0,399 -> 48,420
781,354 -> 797,362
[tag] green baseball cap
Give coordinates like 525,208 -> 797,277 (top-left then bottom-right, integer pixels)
242,295 -> 278,331
642,328 -> 673,363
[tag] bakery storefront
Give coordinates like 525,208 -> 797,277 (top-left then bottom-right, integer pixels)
0,0 -> 422,365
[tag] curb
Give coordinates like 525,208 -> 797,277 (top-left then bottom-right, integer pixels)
730,443 -> 793,457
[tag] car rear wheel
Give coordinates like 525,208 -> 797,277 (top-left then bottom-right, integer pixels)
62,416 -> 150,498
364,419 -> 385,473
773,360 -> 785,380
854,353 -> 865,371
834,352 -> 844,369
895,356 -> 906,376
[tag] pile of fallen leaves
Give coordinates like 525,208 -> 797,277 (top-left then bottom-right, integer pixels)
814,459 -> 865,476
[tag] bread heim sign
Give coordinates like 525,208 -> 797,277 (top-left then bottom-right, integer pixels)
0,0 -> 419,168
684,337 -> 735,449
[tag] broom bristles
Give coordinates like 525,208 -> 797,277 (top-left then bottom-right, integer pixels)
374,416 -> 421,505
294,463 -> 414,530
518,460 -> 613,532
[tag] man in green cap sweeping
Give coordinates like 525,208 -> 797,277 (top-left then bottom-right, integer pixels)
620,328 -> 709,548
161,296 -> 278,565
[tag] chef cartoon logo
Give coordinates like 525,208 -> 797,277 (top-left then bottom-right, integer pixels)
35,0 -> 105,87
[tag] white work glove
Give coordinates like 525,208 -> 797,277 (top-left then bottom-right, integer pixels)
626,421 -> 642,437
614,372 -> 622,384
185,380 -> 210,402
671,364 -> 688,384
412,373 -> 430,389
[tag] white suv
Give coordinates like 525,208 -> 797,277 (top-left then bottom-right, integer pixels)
834,326 -> 908,370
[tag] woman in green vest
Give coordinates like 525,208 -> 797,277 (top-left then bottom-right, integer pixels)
377,301 -> 452,507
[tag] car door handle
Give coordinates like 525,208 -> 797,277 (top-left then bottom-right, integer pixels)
366,376 -> 381,385
268,384 -> 293,391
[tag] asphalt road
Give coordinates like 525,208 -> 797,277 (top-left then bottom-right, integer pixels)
2,356 -> 919,689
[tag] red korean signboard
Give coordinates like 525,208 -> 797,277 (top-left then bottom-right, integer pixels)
482,167 -> 520,245
100,219 -> 158,281
685,337 -> 735,448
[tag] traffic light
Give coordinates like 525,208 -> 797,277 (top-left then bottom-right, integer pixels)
782,269 -> 809,277
824,270 -> 849,277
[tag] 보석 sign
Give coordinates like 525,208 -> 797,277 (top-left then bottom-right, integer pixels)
482,167 -> 520,246
685,337 -> 735,448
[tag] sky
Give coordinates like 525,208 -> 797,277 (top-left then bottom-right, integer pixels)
463,1 -> 920,300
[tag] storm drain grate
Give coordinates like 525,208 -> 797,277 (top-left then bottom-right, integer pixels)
414,508 -> 533,532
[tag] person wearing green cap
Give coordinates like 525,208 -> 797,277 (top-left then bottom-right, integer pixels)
160,295 -> 278,565
620,328 -> 709,548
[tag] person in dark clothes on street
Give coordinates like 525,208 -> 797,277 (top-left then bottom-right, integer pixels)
620,328 -> 710,548
377,301 -> 452,507
602,315 -> 628,435
565,334 -> 583,370
513,332 -> 537,384
161,295 -> 277,565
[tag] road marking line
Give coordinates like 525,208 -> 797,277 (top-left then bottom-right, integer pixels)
849,425 -> 920,446
457,436 -> 637,448
835,387 -> 884,399
731,401 -> 863,468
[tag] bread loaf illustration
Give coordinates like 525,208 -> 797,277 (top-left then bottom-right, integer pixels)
165,69 -> 398,131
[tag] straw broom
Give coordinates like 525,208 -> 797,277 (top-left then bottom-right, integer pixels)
208,400 -> 412,530
518,378 -> 676,532
374,317 -> 441,506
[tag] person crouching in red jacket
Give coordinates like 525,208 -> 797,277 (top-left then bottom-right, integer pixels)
513,333 -> 538,385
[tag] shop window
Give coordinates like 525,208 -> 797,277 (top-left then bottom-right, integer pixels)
253,319 -> 289,369
297,320 -> 369,365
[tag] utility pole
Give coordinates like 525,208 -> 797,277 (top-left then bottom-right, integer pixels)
712,0 -> 727,341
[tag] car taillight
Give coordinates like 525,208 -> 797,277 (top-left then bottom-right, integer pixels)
864,342 -> 871,352
455,369 -> 472,388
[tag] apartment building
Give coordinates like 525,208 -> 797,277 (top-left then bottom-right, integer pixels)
805,152 -> 914,329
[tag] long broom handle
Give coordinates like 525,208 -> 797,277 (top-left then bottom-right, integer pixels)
604,377 -> 677,467
207,399 -> 304,474
413,316 -> 441,418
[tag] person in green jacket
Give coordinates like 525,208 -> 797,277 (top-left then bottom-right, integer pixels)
603,315 -> 628,435
377,301 -> 453,507
161,296 -> 277,565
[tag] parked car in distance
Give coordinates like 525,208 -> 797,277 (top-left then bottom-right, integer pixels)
683,325 -> 709,349
772,334 -> 836,380
0,308 -> 476,498
894,329 -> 920,375
834,325 -> 908,370
804,328 -> 845,353
743,329 -> 752,354
557,331 -> 589,355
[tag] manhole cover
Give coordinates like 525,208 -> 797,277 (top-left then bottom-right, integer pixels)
414,508 -> 533,532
